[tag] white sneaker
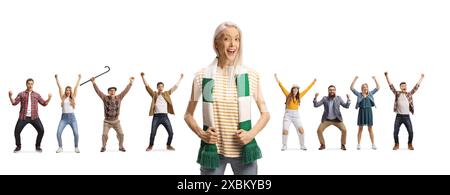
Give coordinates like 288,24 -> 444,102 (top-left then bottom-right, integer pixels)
372,144 -> 377,150
357,144 -> 361,150
75,148 -> 80,153
300,146 -> 307,151
281,145 -> 287,151
56,147 -> 63,153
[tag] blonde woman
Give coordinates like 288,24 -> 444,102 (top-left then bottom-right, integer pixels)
350,76 -> 379,150
184,22 -> 270,175
55,74 -> 81,153
275,74 -> 316,151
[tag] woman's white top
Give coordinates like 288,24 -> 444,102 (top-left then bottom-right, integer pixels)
62,97 -> 75,113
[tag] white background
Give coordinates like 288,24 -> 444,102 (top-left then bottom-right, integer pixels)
0,0 -> 448,175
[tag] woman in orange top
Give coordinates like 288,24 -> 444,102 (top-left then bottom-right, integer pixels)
275,74 -> 316,151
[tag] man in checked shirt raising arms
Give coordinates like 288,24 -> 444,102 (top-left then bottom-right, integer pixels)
9,78 -> 52,153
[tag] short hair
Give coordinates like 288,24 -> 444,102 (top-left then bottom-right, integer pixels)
108,87 -> 117,91
157,82 -> 164,87
328,85 -> 336,89
400,82 -> 407,86
26,78 -> 34,84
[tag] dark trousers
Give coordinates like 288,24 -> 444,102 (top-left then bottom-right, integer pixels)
150,114 -> 173,146
394,114 -> 413,144
14,117 -> 45,147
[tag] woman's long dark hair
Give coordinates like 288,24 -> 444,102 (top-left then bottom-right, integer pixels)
286,87 -> 300,105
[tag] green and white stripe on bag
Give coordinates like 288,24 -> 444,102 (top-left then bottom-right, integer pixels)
197,63 -> 262,169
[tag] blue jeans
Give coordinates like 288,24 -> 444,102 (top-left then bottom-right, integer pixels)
200,155 -> 258,175
150,113 -> 173,146
56,113 -> 79,147
394,114 -> 413,144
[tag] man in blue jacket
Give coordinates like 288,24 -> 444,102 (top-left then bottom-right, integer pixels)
313,85 -> 351,150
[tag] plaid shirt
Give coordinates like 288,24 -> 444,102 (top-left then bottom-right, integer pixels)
12,91 -> 49,120
389,84 -> 420,115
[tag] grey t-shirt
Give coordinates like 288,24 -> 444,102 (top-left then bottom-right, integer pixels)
397,93 -> 410,114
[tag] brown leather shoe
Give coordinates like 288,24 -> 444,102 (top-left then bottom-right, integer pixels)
167,145 -> 175,151
408,144 -> 414,150
146,145 -> 153,152
393,144 -> 399,150
318,144 -> 326,150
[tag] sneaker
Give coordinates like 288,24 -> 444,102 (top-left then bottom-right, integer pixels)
167,145 -> 175,151
318,144 -> 326,150
281,145 -> 287,151
341,145 -> 347,151
119,148 -> 126,152
56,147 -> 63,153
372,144 -> 377,150
356,144 -> 361,150
75,148 -> 80,153
393,144 -> 399,150
408,144 -> 414,150
300,146 -> 307,151
146,145 -> 153,152
100,147 -> 106,152
36,147 -> 43,153
13,147 -> 21,153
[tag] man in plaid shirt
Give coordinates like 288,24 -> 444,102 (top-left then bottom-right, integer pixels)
9,78 -> 52,153
385,72 -> 424,151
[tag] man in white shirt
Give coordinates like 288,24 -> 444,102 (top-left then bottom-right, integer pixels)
385,72 -> 424,150
141,72 -> 183,151
9,78 -> 52,153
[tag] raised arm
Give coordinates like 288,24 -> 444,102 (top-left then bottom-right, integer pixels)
340,94 -> 351,108
373,76 -> 380,90
410,73 -> 424,95
141,72 -> 150,87
350,76 -> 358,90
416,73 -> 424,86
371,76 -> 380,94
73,74 -> 81,98
313,93 -> 324,107
91,77 -> 106,99
385,72 -> 397,94
350,76 -> 360,96
141,72 -> 155,97
55,74 -> 63,99
168,73 -> 184,95
300,78 -> 317,98
274,73 -> 280,83
384,72 -> 393,86
274,73 -> 289,97
117,77 -> 134,99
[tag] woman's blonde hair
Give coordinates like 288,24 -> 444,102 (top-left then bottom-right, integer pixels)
213,22 -> 243,67
62,86 -> 76,108
361,83 -> 369,94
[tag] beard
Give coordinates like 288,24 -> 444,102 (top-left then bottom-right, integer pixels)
328,93 -> 336,98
